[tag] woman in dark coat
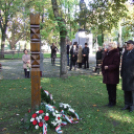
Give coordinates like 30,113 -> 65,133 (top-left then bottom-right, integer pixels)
102,42 -> 120,107
51,43 -> 58,66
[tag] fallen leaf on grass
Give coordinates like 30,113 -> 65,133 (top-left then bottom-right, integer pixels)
79,128 -> 82,130
97,109 -> 100,112
2,128 -> 7,131
24,88 -> 26,89
93,104 -> 97,107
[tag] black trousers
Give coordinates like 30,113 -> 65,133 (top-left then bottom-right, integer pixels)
70,60 -> 77,70
124,91 -> 134,107
83,56 -> 89,68
78,63 -> 82,68
106,84 -> 117,105
24,69 -> 30,78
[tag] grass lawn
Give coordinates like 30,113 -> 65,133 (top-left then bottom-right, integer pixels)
4,53 -> 60,59
0,75 -> 134,134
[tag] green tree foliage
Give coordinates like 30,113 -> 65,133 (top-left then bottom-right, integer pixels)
0,0 -> 29,58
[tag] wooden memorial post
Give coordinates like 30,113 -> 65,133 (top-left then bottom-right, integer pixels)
30,13 -> 41,109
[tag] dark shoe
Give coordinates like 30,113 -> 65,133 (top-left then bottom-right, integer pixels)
108,103 -> 116,107
121,105 -> 129,110
129,106 -> 134,112
105,103 -> 110,107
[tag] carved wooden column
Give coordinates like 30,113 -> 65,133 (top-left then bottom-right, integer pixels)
30,13 -> 41,109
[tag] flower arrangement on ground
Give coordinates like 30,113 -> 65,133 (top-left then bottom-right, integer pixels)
22,87 -> 80,134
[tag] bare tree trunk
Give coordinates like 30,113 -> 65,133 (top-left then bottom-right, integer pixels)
0,33 -> 5,59
60,32 -> 67,78
51,0 -> 68,78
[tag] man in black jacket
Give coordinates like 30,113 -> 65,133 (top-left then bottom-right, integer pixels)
121,40 -> 134,112
66,41 -> 70,66
69,42 -> 78,71
94,47 -> 103,72
82,43 -> 89,69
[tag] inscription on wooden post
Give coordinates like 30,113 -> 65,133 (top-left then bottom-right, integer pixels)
30,13 -> 41,109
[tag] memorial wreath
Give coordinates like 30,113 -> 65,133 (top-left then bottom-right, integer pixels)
22,87 -> 80,134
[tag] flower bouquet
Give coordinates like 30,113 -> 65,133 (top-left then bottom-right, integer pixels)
26,60 -> 31,72
22,87 -> 80,134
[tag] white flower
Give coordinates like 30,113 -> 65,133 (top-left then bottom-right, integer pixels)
52,112 -> 56,116
51,121 -> 57,126
38,116 -> 42,120
30,118 -> 34,122
46,113 -> 49,116
64,105 -> 67,109
36,111 -> 39,114
55,117 -> 62,125
55,110 -> 59,113
68,108 -> 75,113
35,117 -> 40,123
40,113 -> 45,117
35,125 -> 39,129
59,103 -> 63,107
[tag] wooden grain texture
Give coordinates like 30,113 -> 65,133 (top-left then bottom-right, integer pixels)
30,13 -> 40,25
30,42 -> 40,52
30,13 -> 41,110
31,68 -> 41,109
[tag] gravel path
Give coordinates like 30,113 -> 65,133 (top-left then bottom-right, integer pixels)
0,55 -> 99,80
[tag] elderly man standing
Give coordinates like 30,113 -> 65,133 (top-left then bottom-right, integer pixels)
121,40 -> 134,112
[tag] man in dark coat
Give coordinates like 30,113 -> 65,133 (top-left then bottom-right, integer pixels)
51,43 -> 58,66
121,40 -> 134,112
66,41 -> 70,66
69,42 -> 78,71
94,47 -> 103,72
82,43 -> 89,69
102,43 -> 120,107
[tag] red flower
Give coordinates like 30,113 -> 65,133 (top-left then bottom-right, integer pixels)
32,120 -> 37,125
44,116 -> 49,121
39,110 -> 44,114
58,117 -> 60,120
39,122 -> 43,127
32,113 -> 37,118
28,109 -> 31,113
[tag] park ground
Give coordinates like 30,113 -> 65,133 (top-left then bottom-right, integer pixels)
1,75 -> 134,134
0,55 -> 134,134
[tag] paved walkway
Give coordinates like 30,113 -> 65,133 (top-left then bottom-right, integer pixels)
0,55 -> 100,80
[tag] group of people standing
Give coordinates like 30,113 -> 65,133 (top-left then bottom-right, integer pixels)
67,41 -> 90,71
101,40 -> 134,112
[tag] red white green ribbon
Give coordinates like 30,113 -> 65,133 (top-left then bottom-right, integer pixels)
43,123 -> 47,134
55,125 -> 63,133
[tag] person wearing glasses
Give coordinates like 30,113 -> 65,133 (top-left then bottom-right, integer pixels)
102,42 -> 120,107
121,40 -> 134,112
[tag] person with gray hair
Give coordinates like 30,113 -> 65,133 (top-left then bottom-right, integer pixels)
121,40 -> 134,112
102,42 -> 120,107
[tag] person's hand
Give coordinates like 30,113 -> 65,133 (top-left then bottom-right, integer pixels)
73,55 -> 75,57
83,54 -> 85,57
104,66 -> 108,70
